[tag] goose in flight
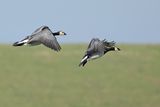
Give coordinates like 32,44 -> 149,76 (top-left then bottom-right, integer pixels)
79,38 -> 120,67
13,25 -> 66,51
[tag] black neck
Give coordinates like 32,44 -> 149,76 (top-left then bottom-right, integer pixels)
52,32 -> 59,36
104,47 -> 115,54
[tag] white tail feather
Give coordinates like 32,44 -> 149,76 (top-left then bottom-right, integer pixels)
81,56 -> 88,63
20,39 -> 29,44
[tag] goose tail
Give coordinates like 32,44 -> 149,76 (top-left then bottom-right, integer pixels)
13,36 -> 29,46
79,55 -> 89,67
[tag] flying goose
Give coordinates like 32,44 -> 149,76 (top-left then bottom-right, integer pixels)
79,38 -> 120,67
13,26 -> 66,51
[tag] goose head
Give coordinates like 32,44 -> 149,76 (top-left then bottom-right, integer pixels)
53,31 -> 67,36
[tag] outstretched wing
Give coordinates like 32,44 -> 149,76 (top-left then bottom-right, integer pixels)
86,38 -> 104,55
103,39 -> 116,47
87,38 -> 100,49
40,33 -> 61,51
32,26 -> 49,35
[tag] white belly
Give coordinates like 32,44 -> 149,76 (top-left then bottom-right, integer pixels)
89,54 -> 102,61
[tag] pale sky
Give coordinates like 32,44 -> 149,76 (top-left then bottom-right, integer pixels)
0,0 -> 159,44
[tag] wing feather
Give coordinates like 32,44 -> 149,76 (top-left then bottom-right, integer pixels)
32,26 -> 49,35
40,34 -> 61,51
86,38 -> 103,55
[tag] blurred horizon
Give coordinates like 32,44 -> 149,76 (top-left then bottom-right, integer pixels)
0,0 -> 160,44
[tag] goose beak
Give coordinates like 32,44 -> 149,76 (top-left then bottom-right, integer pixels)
64,32 -> 67,35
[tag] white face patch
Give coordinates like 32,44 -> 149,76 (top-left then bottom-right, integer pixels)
114,47 -> 118,51
59,31 -> 64,35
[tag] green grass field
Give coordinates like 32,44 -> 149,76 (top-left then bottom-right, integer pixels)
0,44 -> 160,107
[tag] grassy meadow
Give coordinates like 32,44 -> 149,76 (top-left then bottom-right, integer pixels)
0,44 -> 160,107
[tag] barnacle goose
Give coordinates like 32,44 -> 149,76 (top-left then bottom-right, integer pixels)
13,25 -> 66,51
79,38 -> 120,67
